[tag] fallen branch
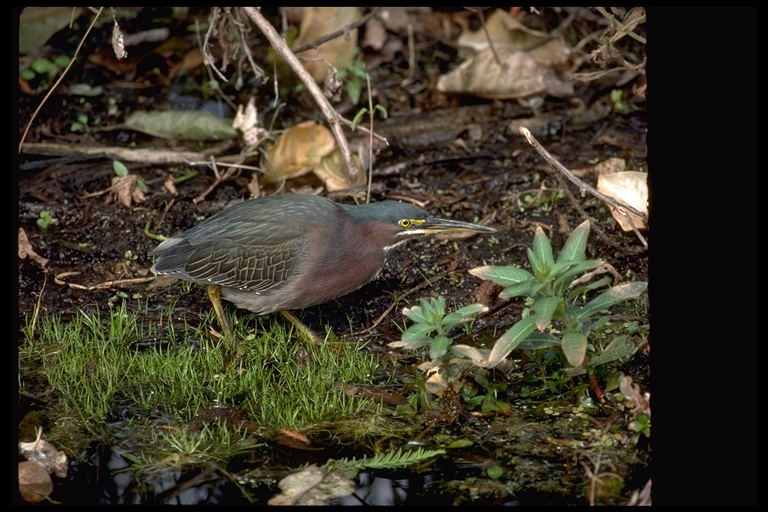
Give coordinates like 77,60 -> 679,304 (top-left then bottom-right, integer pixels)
518,126 -> 648,249
193,156 -> 239,204
21,142 -> 231,165
291,7 -> 380,54
243,7 -> 359,182
54,272 -> 156,291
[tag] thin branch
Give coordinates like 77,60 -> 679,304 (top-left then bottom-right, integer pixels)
19,7 -> 104,153
595,7 -> 646,45
338,117 -> 389,145
243,7 -> 359,181
469,7 -> 503,67
291,7 -> 380,54
54,272 -> 156,290
518,127 -> 648,249
553,171 -> 630,253
363,268 -> 456,333
20,142 -> 229,165
193,156 -> 239,204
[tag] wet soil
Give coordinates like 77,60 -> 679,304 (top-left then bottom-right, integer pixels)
17,7 -> 650,506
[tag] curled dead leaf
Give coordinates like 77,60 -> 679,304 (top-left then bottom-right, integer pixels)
294,7 -> 362,82
314,147 -> 368,191
18,461 -> 53,503
262,121 -> 336,183
437,46 -> 574,99
457,9 -> 571,67
268,464 -> 355,505
108,174 -> 146,207
19,430 -> 69,479
18,228 -> 49,267
597,171 -> 648,231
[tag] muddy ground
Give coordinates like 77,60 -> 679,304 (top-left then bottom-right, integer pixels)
17,7 -> 652,506
18,7 -> 649,333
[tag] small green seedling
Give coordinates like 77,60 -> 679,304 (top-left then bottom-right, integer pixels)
36,210 -> 58,232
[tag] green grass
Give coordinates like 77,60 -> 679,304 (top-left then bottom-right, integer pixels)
123,422 -> 265,478
19,298 -> 385,461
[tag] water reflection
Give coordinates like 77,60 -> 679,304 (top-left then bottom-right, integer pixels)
337,472 -> 412,505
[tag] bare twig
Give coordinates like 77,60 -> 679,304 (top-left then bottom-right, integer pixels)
54,272 -> 156,290
553,171 -> 629,252
20,142 -> 230,165
193,156 -> 239,204
338,117 -> 389,145
363,268 -> 456,333
19,7 -> 104,153
201,8 -> 228,82
243,7 -> 359,181
518,127 -> 648,249
406,20 -> 415,82
469,7 -> 504,67
595,7 -> 646,45
291,7 -> 380,54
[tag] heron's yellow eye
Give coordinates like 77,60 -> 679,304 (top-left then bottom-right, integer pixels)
398,219 -> 412,228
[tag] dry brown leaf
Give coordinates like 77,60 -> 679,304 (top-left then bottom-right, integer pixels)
262,121 -> 336,183
362,15 -> 387,51
571,156 -> 626,177
377,7 -> 431,32
425,366 -> 449,396
19,430 -> 69,479
163,176 -> 178,195
597,171 -> 648,231
18,461 -> 53,503
18,227 -> 49,267
457,9 -> 570,67
294,7 -> 362,82
314,148 -> 368,191
108,175 -> 146,207
437,46 -> 574,99
19,7 -> 86,55
268,464 -> 355,505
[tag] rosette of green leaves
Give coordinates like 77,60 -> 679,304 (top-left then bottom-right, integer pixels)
470,219 -> 646,370
390,296 -> 488,365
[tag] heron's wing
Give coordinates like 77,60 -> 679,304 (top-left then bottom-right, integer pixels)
151,235 -> 307,292
150,196 -> 333,291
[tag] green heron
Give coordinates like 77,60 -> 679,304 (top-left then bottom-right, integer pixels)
150,193 -> 496,343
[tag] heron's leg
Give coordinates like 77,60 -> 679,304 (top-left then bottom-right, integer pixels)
207,284 -> 233,340
207,284 -> 249,362
280,310 -> 325,346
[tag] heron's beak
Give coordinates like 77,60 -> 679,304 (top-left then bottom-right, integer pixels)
420,216 -> 498,234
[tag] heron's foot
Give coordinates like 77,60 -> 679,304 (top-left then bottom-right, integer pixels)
280,310 -> 327,346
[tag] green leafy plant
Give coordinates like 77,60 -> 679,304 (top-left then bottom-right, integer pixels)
70,113 -> 90,133
21,55 -> 72,91
36,210 -> 58,232
461,368 -> 513,415
389,296 -> 488,397
325,446 -> 445,478
347,57 -> 388,130
610,88 -> 631,113
518,188 -> 565,213
469,219 -> 647,373
337,48 -> 368,105
113,160 -> 148,193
